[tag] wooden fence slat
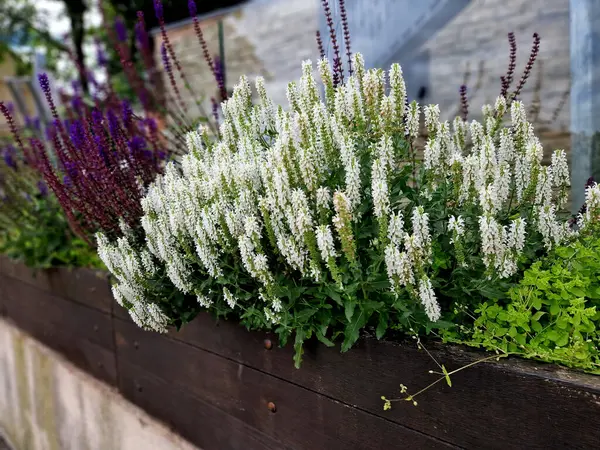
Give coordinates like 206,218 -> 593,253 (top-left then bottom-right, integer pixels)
47,267 -> 113,314
0,274 -> 117,386
0,255 -> 53,292
115,318 -> 456,450
118,360 -> 294,450
0,258 -> 112,314
1,275 -> 114,350
171,313 -> 600,450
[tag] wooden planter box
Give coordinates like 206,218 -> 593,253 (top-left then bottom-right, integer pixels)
1,256 -> 599,450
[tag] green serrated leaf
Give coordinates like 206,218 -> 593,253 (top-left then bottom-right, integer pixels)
345,299 -> 356,322
341,309 -> 371,352
315,329 -> 335,347
376,312 -> 388,340
326,287 -> 343,306
293,330 -> 306,369
295,308 -> 318,323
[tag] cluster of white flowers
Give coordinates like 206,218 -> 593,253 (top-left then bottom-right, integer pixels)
385,206 -> 440,321
96,228 -> 169,333
95,52 -> 596,333
422,96 -> 577,274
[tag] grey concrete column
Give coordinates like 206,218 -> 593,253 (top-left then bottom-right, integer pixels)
570,0 -> 600,212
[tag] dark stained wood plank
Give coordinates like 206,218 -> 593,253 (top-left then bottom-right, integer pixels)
47,267 -> 113,314
1,275 -> 114,351
115,318 -> 456,450
118,360 -> 293,450
0,274 -> 117,386
0,255 -> 53,292
172,312 -> 600,450
0,258 -> 114,314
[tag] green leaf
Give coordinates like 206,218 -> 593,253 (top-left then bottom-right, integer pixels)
293,330 -> 306,369
295,308 -> 318,323
315,328 -> 335,347
494,327 -> 508,337
341,309 -> 371,352
361,300 -> 384,312
555,246 -> 576,259
366,280 -> 391,291
478,285 -> 507,300
514,333 -> 527,346
531,311 -> 546,321
546,330 -> 560,343
442,365 -> 452,387
325,287 -> 343,306
376,312 -> 388,340
345,299 -> 356,322
555,332 -> 569,347
432,320 -> 455,329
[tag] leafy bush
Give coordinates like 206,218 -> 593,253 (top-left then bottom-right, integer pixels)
96,53 -> 599,366
0,139 -> 101,269
453,234 -> 600,373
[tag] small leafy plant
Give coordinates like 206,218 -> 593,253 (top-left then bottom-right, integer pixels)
455,234 -> 600,373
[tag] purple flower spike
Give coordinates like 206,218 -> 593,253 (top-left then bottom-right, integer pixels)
37,181 -> 49,197
91,109 -> 104,128
44,124 -> 54,141
94,134 -> 107,162
146,118 -> 158,133
107,110 -> 120,140
3,149 -> 17,170
160,43 -> 169,68
65,161 -> 78,179
115,16 -> 127,42
122,100 -> 133,125
96,39 -> 108,67
134,21 -> 144,46
69,120 -> 86,148
38,73 -> 50,93
128,136 -> 146,155
188,0 -> 197,16
153,0 -> 163,20
71,96 -> 84,114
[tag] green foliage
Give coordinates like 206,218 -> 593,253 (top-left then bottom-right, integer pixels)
0,195 -> 102,269
452,236 -> 600,373
0,141 -> 102,269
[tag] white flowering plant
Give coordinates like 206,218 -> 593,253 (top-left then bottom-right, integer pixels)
96,53 -> 598,367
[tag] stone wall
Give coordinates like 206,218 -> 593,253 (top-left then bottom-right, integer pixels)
155,0 -> 570,150
0,319 -> 197,450
418,0 -> 570,131
154,0 -> 318,112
